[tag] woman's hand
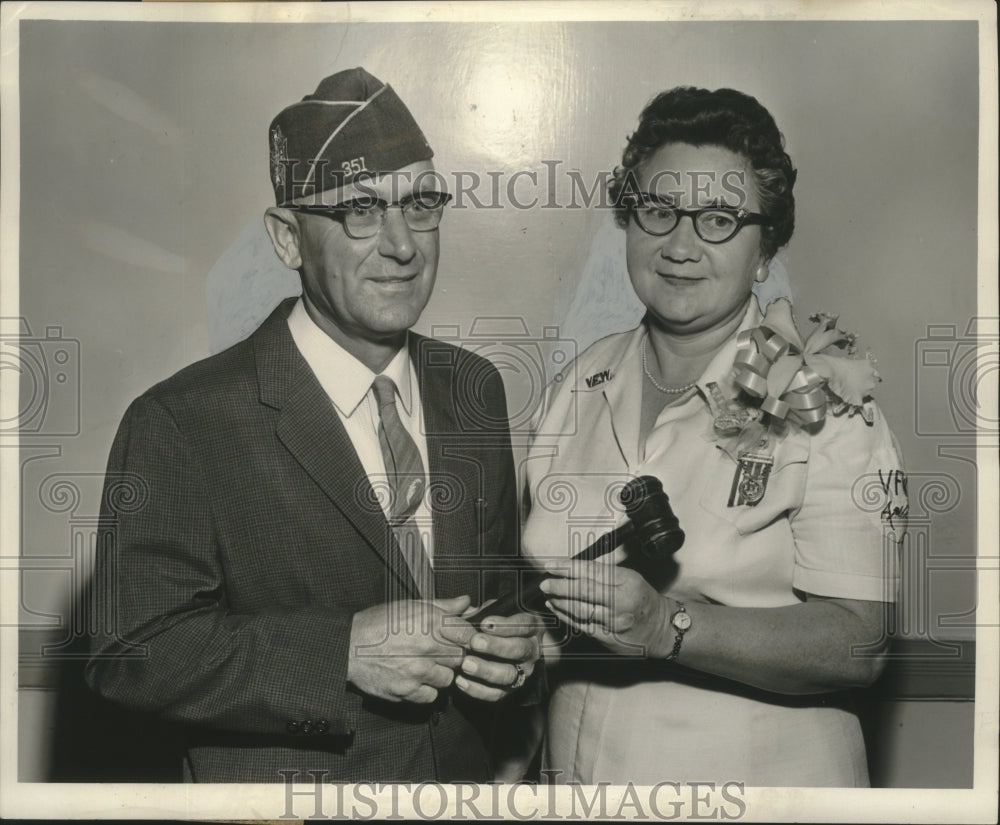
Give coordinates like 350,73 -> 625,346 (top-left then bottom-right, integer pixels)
445,607 -> 545,702
541,561 -> 892,694
538,559 -> 674,658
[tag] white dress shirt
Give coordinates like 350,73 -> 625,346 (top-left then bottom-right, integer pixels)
287,298 -> 434,564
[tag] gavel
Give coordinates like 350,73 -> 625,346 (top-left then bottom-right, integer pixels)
466,475 -> 684,627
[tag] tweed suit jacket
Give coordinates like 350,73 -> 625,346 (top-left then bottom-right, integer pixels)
85,299 -> 520,783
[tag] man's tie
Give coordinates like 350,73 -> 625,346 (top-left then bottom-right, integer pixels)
371,375 -> 434,599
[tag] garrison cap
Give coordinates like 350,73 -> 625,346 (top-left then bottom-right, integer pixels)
268,67 -> 433,205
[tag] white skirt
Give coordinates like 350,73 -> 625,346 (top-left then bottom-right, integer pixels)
544,670 -> 869,788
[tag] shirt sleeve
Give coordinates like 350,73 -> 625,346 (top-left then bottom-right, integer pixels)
790,401 -> 906,602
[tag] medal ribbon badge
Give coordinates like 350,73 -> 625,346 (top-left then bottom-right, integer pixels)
728,453 -> 775,507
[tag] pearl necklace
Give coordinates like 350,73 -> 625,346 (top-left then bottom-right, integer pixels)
642,338 -> 697,395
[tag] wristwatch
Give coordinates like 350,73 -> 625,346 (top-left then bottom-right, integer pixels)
664,604 -> 691,663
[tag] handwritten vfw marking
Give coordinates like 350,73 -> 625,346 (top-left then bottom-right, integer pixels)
878,468 -> 909,530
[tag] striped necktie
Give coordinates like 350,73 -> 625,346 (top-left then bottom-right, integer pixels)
371,375 -> 434,599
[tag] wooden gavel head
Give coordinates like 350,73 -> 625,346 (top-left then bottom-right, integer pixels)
619,475 -> 685,559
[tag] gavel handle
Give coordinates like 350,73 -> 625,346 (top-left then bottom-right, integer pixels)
574,521 -> 635,562
465,521 -> 636,627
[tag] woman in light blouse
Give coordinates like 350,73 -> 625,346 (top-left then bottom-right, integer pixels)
523,87 -> 905,787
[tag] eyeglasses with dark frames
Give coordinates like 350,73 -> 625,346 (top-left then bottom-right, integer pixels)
624,193 -> 769,244
292,191 -> 453,239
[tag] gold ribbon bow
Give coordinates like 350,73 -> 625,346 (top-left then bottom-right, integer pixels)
733,299 -> 880,427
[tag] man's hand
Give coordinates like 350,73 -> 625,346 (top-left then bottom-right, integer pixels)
451,608 -> 544,702
347,595 -> 476,703
539,560 -> 672,658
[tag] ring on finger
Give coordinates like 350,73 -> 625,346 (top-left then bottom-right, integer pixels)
509,662 -> 527,690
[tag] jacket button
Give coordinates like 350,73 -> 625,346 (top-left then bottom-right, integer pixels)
301,720 -> 314,734
285,720 -> 300,734
316,719 -> 330,734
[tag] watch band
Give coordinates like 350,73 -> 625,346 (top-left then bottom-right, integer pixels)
665,604 -> 691,663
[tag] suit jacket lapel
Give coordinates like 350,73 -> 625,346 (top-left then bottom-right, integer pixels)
254,301 -> 418,596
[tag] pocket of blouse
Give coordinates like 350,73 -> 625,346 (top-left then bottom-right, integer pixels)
697,438 -> 810,536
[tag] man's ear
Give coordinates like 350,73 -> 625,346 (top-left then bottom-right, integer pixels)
264,207 -> 303,270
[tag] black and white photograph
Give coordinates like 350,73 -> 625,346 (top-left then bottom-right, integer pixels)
1,1 -> 996,821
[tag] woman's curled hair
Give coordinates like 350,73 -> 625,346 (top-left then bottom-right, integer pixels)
610,87 -> 797,260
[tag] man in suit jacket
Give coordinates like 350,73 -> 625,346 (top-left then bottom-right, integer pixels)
86,68 -> 541,783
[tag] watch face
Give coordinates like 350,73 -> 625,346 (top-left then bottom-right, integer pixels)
673,611 -> 692,631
